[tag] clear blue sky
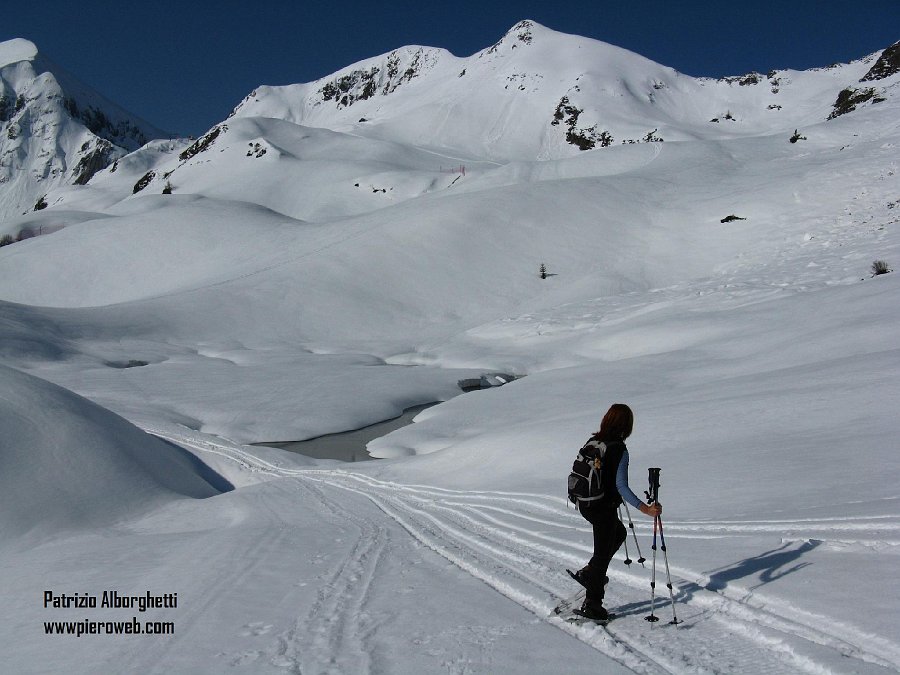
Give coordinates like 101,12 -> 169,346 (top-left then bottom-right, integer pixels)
3,0 -> 897,136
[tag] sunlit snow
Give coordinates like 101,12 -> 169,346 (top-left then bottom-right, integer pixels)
1,21 -> 898,674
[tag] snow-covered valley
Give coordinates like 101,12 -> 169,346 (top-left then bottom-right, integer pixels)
1,21 -> 898,674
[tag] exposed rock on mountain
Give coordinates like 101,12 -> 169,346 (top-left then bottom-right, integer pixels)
828,86 -> 886,119
861,41 -> 900,81
0,38 -> 167,219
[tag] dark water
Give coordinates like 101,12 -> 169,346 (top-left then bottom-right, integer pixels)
255,403 -> 438,462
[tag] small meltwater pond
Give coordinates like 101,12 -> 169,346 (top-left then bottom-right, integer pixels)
255,372 -> 518,462
256,403 -> 438,462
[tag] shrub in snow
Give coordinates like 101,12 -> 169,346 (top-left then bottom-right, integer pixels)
871,260 -> 892,276
33,195 -> 48,211
789,129 -> 807,143
0,234 -> 14,247
720,214 -> 746,223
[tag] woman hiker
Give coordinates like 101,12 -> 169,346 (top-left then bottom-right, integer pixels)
571,403 -> 661,621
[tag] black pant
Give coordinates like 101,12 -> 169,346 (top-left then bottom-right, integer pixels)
580,504 -> 626,602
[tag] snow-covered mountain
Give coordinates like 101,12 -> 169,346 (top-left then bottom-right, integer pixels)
229,20 -> 899,160
0,38 -> 168,221
1,23 -> 899,674
3,23 -> 898,230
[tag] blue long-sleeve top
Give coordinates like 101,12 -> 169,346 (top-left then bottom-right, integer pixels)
616,449 -> 643,509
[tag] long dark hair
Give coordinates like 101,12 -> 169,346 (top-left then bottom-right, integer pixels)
597,403 -> 633,442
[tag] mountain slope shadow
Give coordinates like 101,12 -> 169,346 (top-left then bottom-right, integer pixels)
155,437 -> 235,494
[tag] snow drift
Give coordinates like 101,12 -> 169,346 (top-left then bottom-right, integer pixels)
0,364 -> 222,541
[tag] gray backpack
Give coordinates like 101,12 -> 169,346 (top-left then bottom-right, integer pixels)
567,439 -> 608,508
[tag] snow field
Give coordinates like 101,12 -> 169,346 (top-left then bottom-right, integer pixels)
1,23 -> 899,674
0,365 -> 221,542
111,428 -> 900,673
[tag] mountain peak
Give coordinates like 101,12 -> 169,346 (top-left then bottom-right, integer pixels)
504,19 -> 539,43
0,38 -> 38,67
0,37 -> 169,219
480,19 -> 548,56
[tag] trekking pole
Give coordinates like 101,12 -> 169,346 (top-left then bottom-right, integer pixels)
646,514 -> 659,623
622,502 -> 646,567
644,468 -> 661,623
657,516 -> 681,625
618,506 -> 634,566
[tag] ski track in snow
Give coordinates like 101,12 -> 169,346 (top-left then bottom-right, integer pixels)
268,478 -> 388,674
153,429 -> 900,674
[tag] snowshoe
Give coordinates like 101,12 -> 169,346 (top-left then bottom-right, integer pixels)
572,601 -> 610,624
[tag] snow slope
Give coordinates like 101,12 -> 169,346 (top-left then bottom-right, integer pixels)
0,364 -> 222,542
0,22 -> 898,675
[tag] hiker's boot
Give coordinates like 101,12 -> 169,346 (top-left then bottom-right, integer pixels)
577,599 -> 609,622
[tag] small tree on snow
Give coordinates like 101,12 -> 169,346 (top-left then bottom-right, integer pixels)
539,263 -> 548,279
871,260 -> 892,276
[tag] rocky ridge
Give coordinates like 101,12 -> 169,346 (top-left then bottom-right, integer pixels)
0,39 -> 167,219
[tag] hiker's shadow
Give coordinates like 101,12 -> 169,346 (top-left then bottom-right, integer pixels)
613,539 -> 822,624
704,539 -> 821,592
